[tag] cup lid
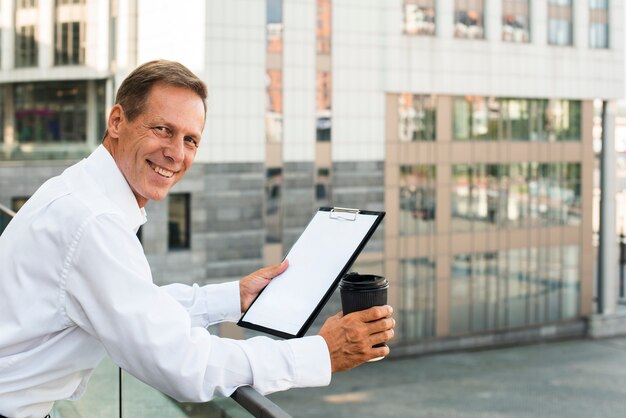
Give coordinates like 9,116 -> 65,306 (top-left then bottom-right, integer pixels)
339,272 -> 388,291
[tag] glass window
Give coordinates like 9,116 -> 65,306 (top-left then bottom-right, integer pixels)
398,94 -> 436,142
399,165 -> 436,235
563,162 -> 581,226
545,100 -> 581,141
454,0 -> 484,39
316,0 -> 331,53
502,0 -> 530,43
399,258 -> 436,341
452,164 -> 472,232
589,0 -> 608,49
54,13 -> 85,65
316,72 -> 332,142
315,167 -> 331,204
507,248 -> 528,327
561,245 -> 580,319
15,25 -> 38,68
501,98 -> 530,141
507,163 -> 529,228
453,96 -> 496,141
548,0 -> 573,46
403,0 -> 436,36
168,194 -> 190,250
267,0 -> 283,53
265,167 -> 282,243
450,254 -> 471,335
14,81 -> 87,143
266,70 -> 283,143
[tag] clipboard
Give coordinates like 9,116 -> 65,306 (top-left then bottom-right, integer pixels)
238,207 -> 385,339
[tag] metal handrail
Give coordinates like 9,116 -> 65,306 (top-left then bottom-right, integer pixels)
231,386 -> 292,418
0,202 -> 16,218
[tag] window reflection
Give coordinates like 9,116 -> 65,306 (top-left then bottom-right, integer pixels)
454,0 -> 484,39
399,258 -> 436,341
399,165 -> 436,235
548,0 -> 573,46
398,94 -> 436,142
316,72 -> 332,142
450,246 -> 579,336
266,70 -> 283,143
503,0 -> 530,43
453,97 -> 581,142
316,0 -> 331,54
403,0 -> 435,36
265,167 -> 282,244
267,0 -> 283,53
452,163 -> 581,231
15,81 -> 89,143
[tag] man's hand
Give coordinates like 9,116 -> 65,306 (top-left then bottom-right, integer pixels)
319,305 -> 395,372
239,260 -> 289,313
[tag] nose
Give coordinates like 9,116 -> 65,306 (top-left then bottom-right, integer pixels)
163,135 -> 185,163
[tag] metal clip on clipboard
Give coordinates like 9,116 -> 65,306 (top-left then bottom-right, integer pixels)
329,207 -> 359,221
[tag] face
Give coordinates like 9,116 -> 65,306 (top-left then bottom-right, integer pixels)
105,83 -> 205,208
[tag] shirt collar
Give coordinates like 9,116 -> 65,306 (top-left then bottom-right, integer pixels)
84,145 -> 148,232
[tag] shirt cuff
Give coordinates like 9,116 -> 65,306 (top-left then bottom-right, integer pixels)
285,335 -> 332,388
202,281 -> 241,323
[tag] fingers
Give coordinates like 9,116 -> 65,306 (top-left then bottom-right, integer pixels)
351,305 -> 393,322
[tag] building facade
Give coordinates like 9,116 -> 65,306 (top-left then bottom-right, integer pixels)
0,0 -> 623,351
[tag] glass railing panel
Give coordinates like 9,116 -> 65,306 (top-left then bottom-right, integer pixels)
120,370 -> 254,418
52,357 -> 120,417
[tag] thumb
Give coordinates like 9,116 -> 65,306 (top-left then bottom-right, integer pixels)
259,259 -> 289,279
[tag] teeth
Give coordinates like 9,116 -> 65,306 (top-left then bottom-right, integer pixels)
150,163 -> 174,178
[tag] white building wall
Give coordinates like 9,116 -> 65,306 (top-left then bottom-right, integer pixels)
329,0 -> 624,162
283,0 -> 316,163
198,0 -> 265,164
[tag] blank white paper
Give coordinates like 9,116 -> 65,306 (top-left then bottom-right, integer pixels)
241,210 -> 379,336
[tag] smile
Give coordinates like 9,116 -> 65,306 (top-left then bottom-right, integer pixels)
148,161 -> 175,178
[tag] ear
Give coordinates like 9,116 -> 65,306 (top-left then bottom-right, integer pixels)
107,104 -> 125,140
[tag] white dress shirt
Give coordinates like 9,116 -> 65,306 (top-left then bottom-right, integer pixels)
0,146 -> 331,418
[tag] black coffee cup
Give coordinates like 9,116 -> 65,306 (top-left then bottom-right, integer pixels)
339,272 -> 389,349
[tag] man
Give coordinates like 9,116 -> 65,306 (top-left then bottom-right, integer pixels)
0,60 -> 395,418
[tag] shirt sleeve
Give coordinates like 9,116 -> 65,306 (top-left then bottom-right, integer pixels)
161,281 -> 241,327
62,214 -> 331,402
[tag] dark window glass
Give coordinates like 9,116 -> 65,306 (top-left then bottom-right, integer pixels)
14,81 -> 88,144
265,167 -> 282,243
168,193 -> 190,250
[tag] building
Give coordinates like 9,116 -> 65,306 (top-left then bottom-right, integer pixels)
0,0 -> 623,356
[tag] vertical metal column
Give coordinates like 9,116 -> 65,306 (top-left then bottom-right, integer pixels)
598,100 -> 618,314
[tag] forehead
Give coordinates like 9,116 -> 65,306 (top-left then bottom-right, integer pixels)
143,83 -> 206,130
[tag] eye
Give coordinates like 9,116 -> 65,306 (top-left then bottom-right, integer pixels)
184,136 -> 198,149
151,126 -> 172,138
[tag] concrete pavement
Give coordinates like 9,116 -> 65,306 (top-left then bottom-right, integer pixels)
269,336 -> 626,418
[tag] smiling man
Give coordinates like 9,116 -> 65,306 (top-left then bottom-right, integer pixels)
0,60 -> 395,418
